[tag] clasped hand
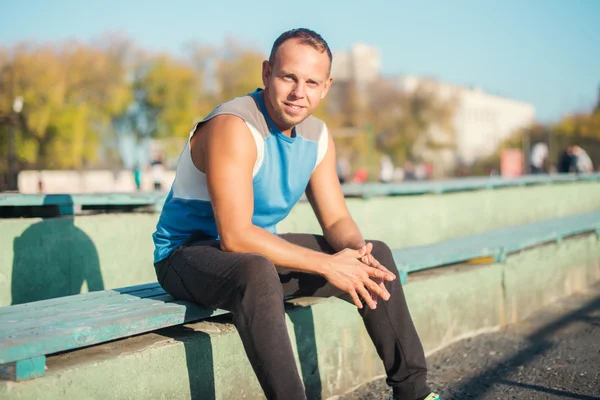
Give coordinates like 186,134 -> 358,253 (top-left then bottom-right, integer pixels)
324,242 -> 396,309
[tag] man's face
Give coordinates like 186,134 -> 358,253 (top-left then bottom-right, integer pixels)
262,38 -> 333,133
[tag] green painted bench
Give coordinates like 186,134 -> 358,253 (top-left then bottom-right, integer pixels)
0,193 -> 163,217
1,212 -> 599,381
393,211 -> 600,274
0,283 -> 229,381
2,173 -> 599,216
342,173 -> 600,198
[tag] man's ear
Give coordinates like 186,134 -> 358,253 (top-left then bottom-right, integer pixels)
262,60 -> 271,88
321,76 -> 334,99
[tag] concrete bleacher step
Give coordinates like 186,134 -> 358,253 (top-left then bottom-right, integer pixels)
1,211 -> 599,381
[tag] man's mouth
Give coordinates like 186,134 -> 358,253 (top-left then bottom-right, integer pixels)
283,102 -> 304,111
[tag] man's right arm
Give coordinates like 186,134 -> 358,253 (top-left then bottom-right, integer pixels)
197,115 -> 327,274
195,115 -> 389,309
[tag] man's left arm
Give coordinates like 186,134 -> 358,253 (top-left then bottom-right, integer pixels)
306,128 -> 396,297
305,129 -> 365,252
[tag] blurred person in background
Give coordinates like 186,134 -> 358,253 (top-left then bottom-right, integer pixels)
133,164 -> 143,191
403,161 -> 417,181
352,167 -> 368,183
572,145 -> 594,173
379,155 -> 394,183
152,28 -> 438,400
529,141 -> 548,174
557,146 -> 576,173
150,155 -> 165,191
393,166 -> 406,181
414,164 -> 427,180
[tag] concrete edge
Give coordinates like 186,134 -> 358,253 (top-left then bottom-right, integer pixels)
2,233 -> 599,400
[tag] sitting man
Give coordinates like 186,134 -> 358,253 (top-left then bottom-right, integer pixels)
152,28 -> 438,400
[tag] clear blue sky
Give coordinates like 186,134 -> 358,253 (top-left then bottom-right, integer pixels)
1,0 -> 599,123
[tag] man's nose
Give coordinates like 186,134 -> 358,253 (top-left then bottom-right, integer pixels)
291,82 -> 306,98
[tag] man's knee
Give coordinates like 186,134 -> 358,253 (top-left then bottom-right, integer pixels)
238,254 -> 283,298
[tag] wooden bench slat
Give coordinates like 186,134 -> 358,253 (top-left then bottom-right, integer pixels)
0,193 -> 161,207
0,282 -> 162,316
0,286 -> 167,327
0,293 -> 175,336
393,212 -> 600,273
0,301 -> 229,364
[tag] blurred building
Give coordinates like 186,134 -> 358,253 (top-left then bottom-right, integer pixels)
330,44 -> 381,111
331,43 -> 381,84
328,44 -> 535,176
391,75 -> 535,166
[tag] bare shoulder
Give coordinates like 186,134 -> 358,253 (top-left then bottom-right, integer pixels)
195,114 -> 249,142
190,114 -> 257,172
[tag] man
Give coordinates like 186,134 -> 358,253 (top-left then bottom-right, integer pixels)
152,28 -> 438,400
529,141 -> 548,174
572,145 -> 594,173
150,155 -> 165,191
557,146 -> 575,173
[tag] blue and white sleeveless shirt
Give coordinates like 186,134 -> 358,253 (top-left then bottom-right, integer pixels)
152,89 -> 329,263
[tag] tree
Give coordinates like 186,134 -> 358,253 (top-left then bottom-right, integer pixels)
132,54 -> 200,139
105,50 -> 205,169
214,43 -> 265,104
0,40 -> 132,170
368,79 -> 457,177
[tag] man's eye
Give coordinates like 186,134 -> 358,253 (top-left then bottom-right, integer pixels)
307,81 -> 318,87
283,75 -> 294,81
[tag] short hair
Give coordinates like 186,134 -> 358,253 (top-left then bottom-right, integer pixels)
268,28 -> 332,71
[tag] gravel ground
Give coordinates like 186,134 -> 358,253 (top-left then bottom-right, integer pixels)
339,284 -> 600,400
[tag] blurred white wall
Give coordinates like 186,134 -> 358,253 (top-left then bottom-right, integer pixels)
18,170 -> 176,194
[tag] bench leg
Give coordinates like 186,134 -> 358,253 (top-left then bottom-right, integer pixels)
0,356 -> 46,381
399,270 -> 408,284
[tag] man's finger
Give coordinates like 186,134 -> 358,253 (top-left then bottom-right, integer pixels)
372,261 -> 396,280
365,254 -> 383,269
357,285 -> 377,309
364,265 -> 387,279
370,288 -> 377,303
349,289 -> 362,309
365,277 -> 389,301
362,253 -> 394,277
360,252 -> 397,281
367,255 -> 381,268
378,280 -> 391,300
345,247 -> 367,259
378,266 -> 396,281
